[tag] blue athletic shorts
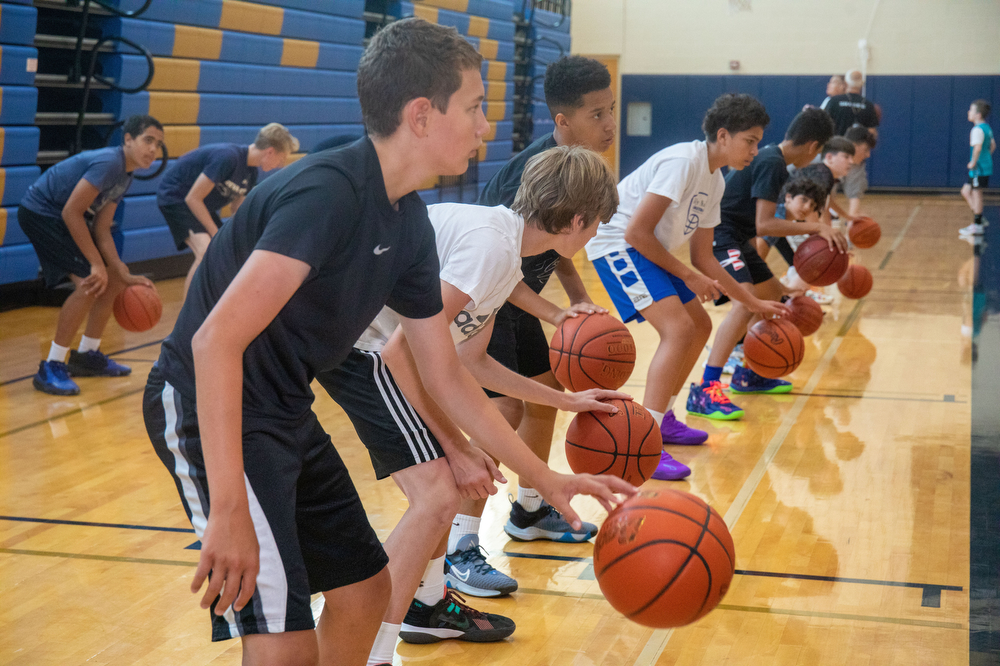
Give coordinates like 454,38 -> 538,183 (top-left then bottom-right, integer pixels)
592,248 -> 696,323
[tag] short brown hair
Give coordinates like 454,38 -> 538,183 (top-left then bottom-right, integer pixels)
254,123 -> 299,153
358,18 -> 483,138
973,99 -> 992,119
512,146 -> 618,234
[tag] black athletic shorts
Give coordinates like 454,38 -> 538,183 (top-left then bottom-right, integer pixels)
712,238 -> 774,305
483,302 -> 553,399
315,348 -> 445,479
159,201 -> 223,251
969,174 -> 990,189
143,364 -> 389,642
18,204 -> 124,288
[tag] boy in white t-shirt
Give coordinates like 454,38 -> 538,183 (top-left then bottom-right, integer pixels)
316,146 -> 627,664
586,94 -> 788,480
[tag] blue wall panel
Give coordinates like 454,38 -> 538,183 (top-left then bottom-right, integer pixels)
0,244 -> 40,285
909,77 -> 953,187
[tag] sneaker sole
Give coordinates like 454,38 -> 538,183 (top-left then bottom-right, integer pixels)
652,470 -> 692,481
504,525 -> 595,543
399,623 -> 515,644
445,573 -> 516,598
661,434 -> 709,445
686,409 -> 744,421
67,366 -> 132,377
729,385 -> 793,395
33,377 -> 79,396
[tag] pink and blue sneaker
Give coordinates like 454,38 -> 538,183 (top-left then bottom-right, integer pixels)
686,380 -> 745,420
729,365 -> 793,394
651,452 -> 691,481
659,410 -> 708,445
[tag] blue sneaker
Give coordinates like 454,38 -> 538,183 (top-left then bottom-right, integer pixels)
446,535 -> 518,597
67,349 -> 131,377
504,499 -> 597,542
729,365 -> 793,394
33,361 -> 80,396
686,380 -> 744,421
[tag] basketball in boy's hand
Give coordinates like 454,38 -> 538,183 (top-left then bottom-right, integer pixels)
837,264 -> 873,299
564,399 -> 660,486
848,217 -> 881,249
744,318 -> 805,378
113,284 -> 162,332
593,489 -> 735,628
793,234 -> 849,286
549,313 -> 636,391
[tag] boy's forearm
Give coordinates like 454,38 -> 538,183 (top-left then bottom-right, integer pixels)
554,258 -> 590,303
460,347 -> 566,409
62,211 -> 104,266
185,195 -> 220,235
507,282 -> 563,325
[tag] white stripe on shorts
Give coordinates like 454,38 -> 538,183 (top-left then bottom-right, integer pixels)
602,252 -> 655,312
161,381 -> 208,538
361,350 -> 439,465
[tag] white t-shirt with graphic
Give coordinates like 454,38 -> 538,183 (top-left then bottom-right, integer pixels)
355,203 -> 524,352
586,140 -> 725,260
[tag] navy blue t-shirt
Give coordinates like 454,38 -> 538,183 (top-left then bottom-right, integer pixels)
21,146 -> 132,219
156,143 -> 258,212
157,137 -> 444,419
478,132 -> 559,294
716,144 -> 789,246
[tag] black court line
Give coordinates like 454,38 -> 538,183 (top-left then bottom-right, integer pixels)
0,515 -> 194,534
504,550 -> 960,608
786,391 -> 966,404
0,386 -> 145,440
0,338 -> 164,387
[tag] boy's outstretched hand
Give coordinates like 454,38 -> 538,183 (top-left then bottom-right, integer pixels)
534,470 -> 638,530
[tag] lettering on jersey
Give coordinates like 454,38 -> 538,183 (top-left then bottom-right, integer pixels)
685,191 -> 710,233
215,178 -> 251,202
454,307 -> 499,338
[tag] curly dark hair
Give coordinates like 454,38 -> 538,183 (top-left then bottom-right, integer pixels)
780,173 -> 827,212
543,56 -> 611,118
702,94 -> 770,142
785,108 -> 835,146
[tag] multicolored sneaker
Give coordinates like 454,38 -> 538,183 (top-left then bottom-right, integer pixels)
67,350 -> 131,377
33,360 -> 80,396
399,589 -> 515,644
686,380 -> 744,420
722,343 -> 744,375
729,365 -> 793,394
651,452 -> 691,481
445,535 -> 518,597
504,499 -> 597,542
659,410 -> 708,445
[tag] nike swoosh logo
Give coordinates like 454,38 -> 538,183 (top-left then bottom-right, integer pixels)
373,245 -> 391,255
453,568 -> 471,582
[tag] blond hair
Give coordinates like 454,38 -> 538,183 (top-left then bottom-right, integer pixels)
254,123 -> 299,154
511,146 -> 618,234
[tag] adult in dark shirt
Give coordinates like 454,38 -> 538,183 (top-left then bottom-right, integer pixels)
142,19 -> 631,666
703,108 -> 846,404
820,69 -> 880,136
442,56 -> 617,573
157,123 -> 299,297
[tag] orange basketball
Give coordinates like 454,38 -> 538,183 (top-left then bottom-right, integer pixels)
565,399 -> 661,486
785,295 -> 824,336
594,489 -> 735,628
849,216 -> 881,249
793,234 -> 849,286
113,284 -> 162,333
744,318 -> 805,378
549,313 -> 636,391
837,264 -> 873,299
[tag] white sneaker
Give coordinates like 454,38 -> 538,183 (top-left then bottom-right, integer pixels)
959,223 -> 985,236
722,343 -> 744,375
807,289 -> 834,305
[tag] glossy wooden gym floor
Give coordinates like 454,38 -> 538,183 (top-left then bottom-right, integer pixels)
0,194 -> 972,665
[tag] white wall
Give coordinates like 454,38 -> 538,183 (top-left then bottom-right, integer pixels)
572,0 -> 1000,75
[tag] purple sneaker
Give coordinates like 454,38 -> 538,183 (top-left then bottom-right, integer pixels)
659,410 -> 708,445
651,452 -> 691,481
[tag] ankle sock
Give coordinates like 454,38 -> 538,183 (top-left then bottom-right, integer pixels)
518,485 -> 543,512
47,342 -> 70,364
78,335 -> 101,353
367,622 -> 401,666
448,514 -> 481,554
703,366 -> 723,384
647,409 -> 665,427
414,555 -> 446,606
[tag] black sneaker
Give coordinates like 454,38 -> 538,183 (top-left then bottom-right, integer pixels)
67,350 -> 131,377
399,589 -> 515,644
504,498 -> 597,543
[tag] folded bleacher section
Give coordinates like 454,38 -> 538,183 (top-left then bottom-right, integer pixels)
519,3 -> 569,144
0,0 -> 41,285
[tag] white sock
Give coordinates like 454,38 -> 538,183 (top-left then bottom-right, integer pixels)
78,335 -> 101,353
518,485 -> 543,512
47,342 -> 70,364
647,409 -> 665,427
667,395 -> 678,411
448,514 -> 481,554
366,622 -> 401,666
414,555 -> 446,606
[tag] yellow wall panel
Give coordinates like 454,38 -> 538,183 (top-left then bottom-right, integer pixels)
280,39 -> 320,68
220,0 -> 283,36
484,101 -> 506,121
173,25 -> 222,60
163,126 -> 202,157
486,81 -> 506,101
0,207 -> 7,246
149,58 -> 200,91
148,93 -> 200,125
0,128 -> 6,165
416,0 -> 468,11
412,5 -> 439,22
467,16 -> 489,38
485,61 -> 507,81
483,122 -> 497,142
476,38 -> 498,60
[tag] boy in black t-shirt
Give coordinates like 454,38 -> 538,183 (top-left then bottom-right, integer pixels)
691,109 -> 846,420
142,19 -> 632,666
157,123 -> 298,297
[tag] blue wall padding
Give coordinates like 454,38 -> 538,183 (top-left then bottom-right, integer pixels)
0,127 -> 39,166
0,46 -> 37,86
0,85 -> 37,125
0,244 -> 40,284
0,4 -> 36,46
252,0 -> 364,18
2,166 -> 39,206
106,91 -> 363,126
